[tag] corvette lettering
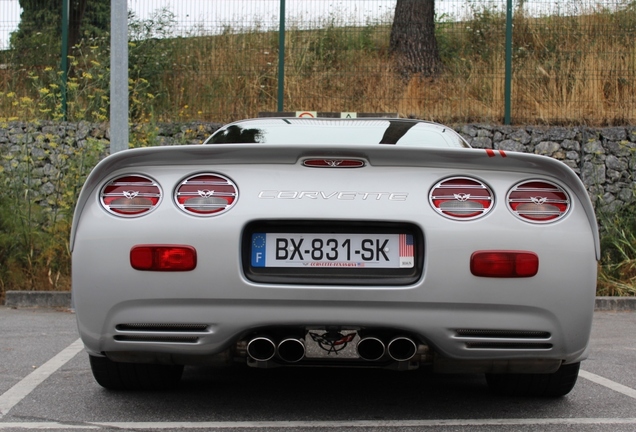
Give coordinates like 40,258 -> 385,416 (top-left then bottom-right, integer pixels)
258,191 -> 408,201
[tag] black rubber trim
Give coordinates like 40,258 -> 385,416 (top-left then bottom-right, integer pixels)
241,220 -> 424,285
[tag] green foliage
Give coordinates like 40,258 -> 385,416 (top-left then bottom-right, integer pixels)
0,4 -> 174,292
436,5 -> 506,65
74,0 -> 111,41
0,124 -> 104,295
1,36 -> 155,123
127,8 -> 177,116
597,205 -> 636,296
304,22 -> 380,68
10,1 -> 61,67
11,0 -> 110,68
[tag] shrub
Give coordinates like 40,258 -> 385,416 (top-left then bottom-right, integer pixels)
0,123 -> 104,298
597,205 -> 636,296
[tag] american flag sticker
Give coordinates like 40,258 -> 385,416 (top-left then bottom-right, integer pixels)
399,234 -> 414,268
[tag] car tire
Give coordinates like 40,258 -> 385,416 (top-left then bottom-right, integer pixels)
89,355 -> 184,390
485,362 -> 580,397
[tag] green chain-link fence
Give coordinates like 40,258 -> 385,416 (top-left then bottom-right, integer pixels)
1,0 -> 635,125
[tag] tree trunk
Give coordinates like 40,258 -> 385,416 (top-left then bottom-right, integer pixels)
69,0 -> 88,50
390,0 -> 442,78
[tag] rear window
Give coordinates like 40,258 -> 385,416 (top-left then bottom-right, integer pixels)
205,119 -> 469,148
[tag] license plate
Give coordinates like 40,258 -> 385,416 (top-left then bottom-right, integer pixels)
250,233 -> 414,269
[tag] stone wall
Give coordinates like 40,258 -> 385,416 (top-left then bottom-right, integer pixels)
1,121 -> 635,212
0,121 -> 219,211
457,125 -> 636,211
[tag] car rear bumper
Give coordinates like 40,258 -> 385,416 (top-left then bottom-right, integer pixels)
75,283 -> 595,367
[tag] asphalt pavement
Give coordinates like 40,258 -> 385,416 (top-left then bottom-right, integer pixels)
0,306 -> 635,431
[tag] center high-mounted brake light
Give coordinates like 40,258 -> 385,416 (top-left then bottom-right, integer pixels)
130,245 -> 197,271
470,251 -> 539,278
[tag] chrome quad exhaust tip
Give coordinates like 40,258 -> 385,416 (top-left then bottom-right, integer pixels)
387,336 -> 418,361
357,335 -> 418,362
246,336 -> 277,362
277,338 -> 306,363
356,336 -> 386,361
247,332 -> 419,365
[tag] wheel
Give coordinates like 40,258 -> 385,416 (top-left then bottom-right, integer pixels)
485,362 -> 580,397
89,355 -> 184,390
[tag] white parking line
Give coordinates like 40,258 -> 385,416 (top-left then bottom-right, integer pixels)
0,424 -> 96,430
93,418 -> 636,428
580,369 -> 636,400
1,418 -> 636,429
0,338 -> 84,418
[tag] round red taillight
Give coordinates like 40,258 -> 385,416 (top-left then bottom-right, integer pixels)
430,177 -> 494,220
175,173 -> 238,216
507,180 -> 569,223
100,175 -> 161,217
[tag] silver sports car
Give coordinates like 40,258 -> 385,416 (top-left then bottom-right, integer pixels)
71,118 -> 599,396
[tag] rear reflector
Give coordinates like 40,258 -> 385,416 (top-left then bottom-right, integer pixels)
130,245 -> 197,271
470,251 -> 538,278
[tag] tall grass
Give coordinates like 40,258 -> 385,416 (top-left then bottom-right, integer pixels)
2,4 -> 636,124
507,7 -> 636,125
144,4 -> 636,124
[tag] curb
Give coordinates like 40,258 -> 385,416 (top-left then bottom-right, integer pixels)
4,291 -> 72,309
3,291 -> 636,311
594,296 -> 636,312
